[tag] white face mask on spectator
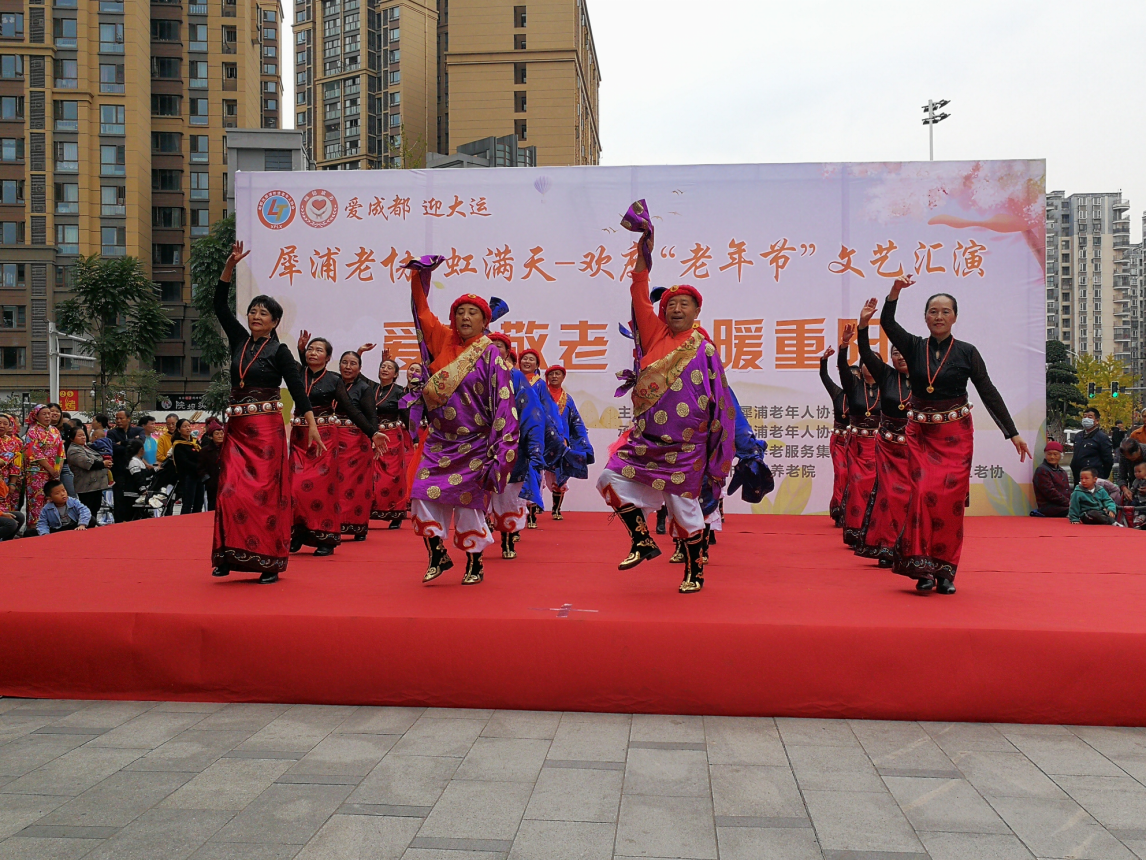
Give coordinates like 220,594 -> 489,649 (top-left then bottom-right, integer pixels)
1081,417 -> 1096,430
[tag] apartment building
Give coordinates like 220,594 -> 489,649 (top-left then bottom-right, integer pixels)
293,0 -> 600,170
0,0 -> 280,407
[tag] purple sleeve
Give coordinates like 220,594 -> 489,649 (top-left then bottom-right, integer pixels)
704,350 -> 736,498
482,349 -> 520,496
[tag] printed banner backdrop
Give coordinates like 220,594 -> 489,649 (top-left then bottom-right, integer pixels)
236,160 -> 1046,516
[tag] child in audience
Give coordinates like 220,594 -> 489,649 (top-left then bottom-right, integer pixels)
1129,460 -> 1146,528
1069,466 -> 1118,525
35,479 -> 91,535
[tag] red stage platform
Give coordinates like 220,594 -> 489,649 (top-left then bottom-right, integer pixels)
2,513 -> 1145,725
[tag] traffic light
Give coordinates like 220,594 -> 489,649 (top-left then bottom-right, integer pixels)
1088,382 -> 1096,398
1112,381 -> 1120,398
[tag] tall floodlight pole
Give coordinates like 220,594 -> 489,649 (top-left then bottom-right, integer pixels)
922,99 -> 951,161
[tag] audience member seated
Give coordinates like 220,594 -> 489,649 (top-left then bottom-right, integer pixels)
1114,437 -> 1143,498
1069,467 -> 1118,526
36,479 -> 91,535
0,510 -> 23,541
1032,441 -> 1070,518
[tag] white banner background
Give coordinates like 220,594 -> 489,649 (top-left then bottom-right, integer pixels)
236,160 -> 1046,515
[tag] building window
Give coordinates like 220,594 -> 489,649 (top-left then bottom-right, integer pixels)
152,207 -> 183,228
154,356 -> 183,376
190,208 -> 210,236
99,64 -> 125,93
188,60 -> 208,88
0,96 -> 23,120
56,223 -> 78,253
99,0 -> 125,11
0,264 -> 26,288
99,22 -> 125,53
100,104 -> 126,135
53,17 -> 78,48
263,34 -> 276,47
263,8 -> 277,22
264,98 -> 278,111
54,59 -> 78,88
222,25 -> 237,52
152,57 -> 181,79
0,13 -> 24,39
190,135 -> 209,163
389,70 -> 400,85
52,100 -> 77,132
262,63 -> 277,75
101,226 -> 126,256
152,94 -> 182,116
514,5 -> 526,27
388,49 -> 399,64
191,356 -> 211,376
0,347 -> 26,370
0,306 -> 26,329
515,91 -> 526,112
53,182 -> 77,213
1,179 -> 23,205
189,23 -> 208,51
514,34 -> 526,50
223,100 -> 237,127
100,144 -> 126,176
152,244 -> 183,265
152,132 -> 181,154
151,19 -> 180,42
151,169 -> 182,192
189,98 -> 209,125
190,172 -> 209,200
1,55 -> 23,79
55,141 -> 79,172
515,119 -> 527,141
157,281 -> 182,302
0,138 -> 23,162
0,221 -> 23,245
101,185 -> 126,216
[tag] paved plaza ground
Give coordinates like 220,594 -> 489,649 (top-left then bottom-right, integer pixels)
2,699 -> 1146,859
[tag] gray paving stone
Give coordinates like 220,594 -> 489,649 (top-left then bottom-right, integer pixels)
821,851 -> 929,859
88,712 -> 208,750
917,831 -> 1036,860
802,790 -> 925,854
883,776 -> 1011,834
0,793 -> 71,840
222,750 -> 304,761
716,825 -> 823,860
335,708 -> 425,736
542,760 -> 625,772
506,819 -> 614,860
985,794 -> 1137,859
421,709 -> 494,720
623,748 -> 709,797
33,770 -> 195,828
952,751 -> 1071,799
629,714 -> 705,744
49,702 -> 156,730
400,849 -> 504,860
454,738 -> 550,783
615,794 -> 717,859
777,718 -> 860,748
349,756 -> 460,807
1070,726 -> 1146,759
523,765 -> 624,823
0,735 -> 96,779
161,758 -> 294,810
293,812 -> 421,859
1050,775 -> 1146,831
213,783 -> 353,845
851,721 -> 958,773
189,842 -> 301,860
627,741 -> 706,751
276,774 -> 361,786
125,730 -> 252,773
710,764 -> 806,819
31,727 -> 109,737
287,733 -> 398,777
999,730 -> 1126,777
82,808 -> 235,860
1,747 -> 145,796
234,706 -> 358,754
0,835 -> 105,859
151,703 -> 227,714
702,716 -> 788,766
921,723 -> 1018,755
481,711 -> 561,741
14,825 -> 120,838
416,780 -> 532,841
338,804 -> 432,818
193,704 -> 293,733
715,815 -> 811,827
547,714 -> 630,764
788,743 -> 886,792
390,719 -> 486,758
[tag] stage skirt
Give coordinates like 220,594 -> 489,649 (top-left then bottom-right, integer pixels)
336,423 -> 373,538
842,429 -> 877,547
893,403 -> 974,582
370,422 -> 412,521
212,399 -> 290,574
829,427 -> 849,525
290,419 -> 341,547
855,426 -> 912,563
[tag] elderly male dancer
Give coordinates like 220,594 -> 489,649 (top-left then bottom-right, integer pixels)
402,256 -> 519,585
597,200 -> 735,593
539,363 -> 594,521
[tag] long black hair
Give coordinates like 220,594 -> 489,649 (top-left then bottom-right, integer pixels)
247,295 -> 284,340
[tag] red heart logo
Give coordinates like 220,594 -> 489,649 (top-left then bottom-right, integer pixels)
310,200 -> 327,214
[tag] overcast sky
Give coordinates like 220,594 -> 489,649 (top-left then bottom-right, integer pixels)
283,1 -> 1145,241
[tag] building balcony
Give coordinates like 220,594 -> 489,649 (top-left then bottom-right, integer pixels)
222,43 -> 236,54
1113,198 -> 1130,213
189,2 -> 208,13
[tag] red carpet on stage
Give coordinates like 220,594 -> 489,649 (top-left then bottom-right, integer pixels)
2,513 -> 1145,726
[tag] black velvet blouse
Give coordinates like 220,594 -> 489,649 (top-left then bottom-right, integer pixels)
819,354 -> 848,429
838,344 -> 881,429
858,327 -> 911,426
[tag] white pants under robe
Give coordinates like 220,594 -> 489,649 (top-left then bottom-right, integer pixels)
411,499 -> 496,552
596,469 -> 704,539
489,482 -> 527,534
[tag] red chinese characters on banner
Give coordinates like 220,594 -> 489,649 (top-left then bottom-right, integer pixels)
718,239 -> 754,282
270,245 -> 301,284
914,241 -> 946,274
579,246 -> 614,279
711,319 -> 765,370
954,240 -> 987,277
483,246 -> 514,281
775,319 -> 826,370
761,238 -> 796,282
380,247 -> 414,282
522,247 -> 556,282
559,321 -> 609,370
383,322 -> 422,368
869,239 -> 905,278
827,245 -> 866,278
310,247 -> 340,282
345,247 -> 375,281
345,197 -> 363,221
444,248 -> 478,278
498,320 -> 550,365
679,243 -> 712,280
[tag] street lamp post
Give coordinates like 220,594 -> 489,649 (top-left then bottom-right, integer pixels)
921,99 -> 951,161
48,321 -> 96,408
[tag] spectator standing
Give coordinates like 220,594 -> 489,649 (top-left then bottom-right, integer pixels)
35,479 -> 90,535
1032,441 -> 1071,518
107,409 -> 144,522
156,414 -> 179,463
139,416 -> 159,465
23,405 -> 64,528
46,403 -> 75,497
0,413 -> 23,520
1070,407 -> 1113,485
1069,466 -> 1118,525
67,425 -> 111,526
1111,420 -> 1127,452
170,419 -> 204,515
197,419 -> 224,511
1130,417 -> 1146,447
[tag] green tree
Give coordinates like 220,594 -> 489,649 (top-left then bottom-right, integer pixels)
1075,353 -> 1137,430
104,370 -> 161,418
54,256 -> 170,417
386,123 -> 430,169
1046,340 -> 1086,438
190,215 -> 236,414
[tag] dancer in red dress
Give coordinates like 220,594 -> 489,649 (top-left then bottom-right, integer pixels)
819,346 -> 851,526
211,242 -> 322,584
880,276 -> 1031,593
370,356 -> 413,530
334,350 -> 379,542
838,324 -> 881,548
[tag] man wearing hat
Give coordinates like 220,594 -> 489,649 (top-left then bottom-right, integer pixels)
1032,441 -> 1071,518
404,258 -> 519,585
539,363 -> 594,521
596,200 -> 735,594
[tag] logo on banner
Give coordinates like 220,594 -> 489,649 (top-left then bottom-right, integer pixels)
257,191 -> 296,230
300,189 -> 338,228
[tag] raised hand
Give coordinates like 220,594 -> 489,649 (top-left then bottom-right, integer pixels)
858,297 -> 878,327
888,274 -> 915,300
822,346 -> 836,360
841,323 -> 856,346
297,329 -> 311,353
357,343 -> 377,356
221,241 -> 251,282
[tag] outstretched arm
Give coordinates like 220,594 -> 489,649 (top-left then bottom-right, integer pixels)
837,325 -> 857,399
879,276 -> 920,357
819,348 -> 843,400
410,270 -> 450,360
215,242 -> 251,350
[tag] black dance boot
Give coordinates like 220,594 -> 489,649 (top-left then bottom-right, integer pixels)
700,526 -> 711,565
388,518 -> 403,530
501,531 -> 517,560
655,505 -> 667,535
615,504 -> 661,570
936,577 -> 956,595
679,534 -> 705,594
423,536 -> 454,583
915,575 -> 936,593
290,530 -> 303,553
314,544 -> 334,557
708,527 -> 717,545
551,492 -> 564,521
258,570 -> 279,584
211,565 -> 229,577
669,540 -> 685,564
354,532 -> 367,542
527,505 -> 538,529
462,551 -> 485,584
510,530 -> 521,547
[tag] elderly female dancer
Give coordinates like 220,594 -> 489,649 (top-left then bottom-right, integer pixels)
211,242 -> 322,583
370,355 -> 413,529
330,350 -> 378,542
819,347 -> 851,526
838,325 -> 882,548
880,275 -> 1030,594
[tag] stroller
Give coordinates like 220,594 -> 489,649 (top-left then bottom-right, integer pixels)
131,458 -> 178,517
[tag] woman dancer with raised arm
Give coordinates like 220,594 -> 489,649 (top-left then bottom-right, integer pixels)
880,275 -> 1031,594
334,349 -> 380,542
211,241 -> 322,584
370,355 -> 413,530
838,325 -> 881,548
820,346 -> 850,526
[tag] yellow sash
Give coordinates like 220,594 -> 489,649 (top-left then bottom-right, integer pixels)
422,336 -> 491,412
631,329 -> 703,419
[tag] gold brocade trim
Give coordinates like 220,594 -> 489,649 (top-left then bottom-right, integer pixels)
422,336 -> 492,412
555,388 -> 567,415
631,329 -> 704,418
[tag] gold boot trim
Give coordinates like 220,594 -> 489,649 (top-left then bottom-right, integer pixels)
669,541 -> 685,564
423,566 -> 446,584
678,577 -> 703,594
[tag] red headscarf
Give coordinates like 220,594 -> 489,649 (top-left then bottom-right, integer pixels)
657,285 -> 712,342
487,332 -> 512,351
449,294 -> 492,328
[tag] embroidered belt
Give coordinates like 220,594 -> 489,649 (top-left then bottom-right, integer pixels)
880,429 -> 908,444
290,415 -> 346,427
226,400 -> 283,418
852,426 -> 877,438
378,420 -> 404,431
906,403 -> 972,424
832,428 -> 849,437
